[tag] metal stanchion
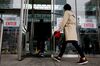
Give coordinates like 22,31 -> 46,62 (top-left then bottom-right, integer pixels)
0,18 -> 3,62
51,0 -> 55,57
96,0 -> 100,53
18,0 -> 25,61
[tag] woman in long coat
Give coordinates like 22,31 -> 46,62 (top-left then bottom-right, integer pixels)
52,4 -> 88,64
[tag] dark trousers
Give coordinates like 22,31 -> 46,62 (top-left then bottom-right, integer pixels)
58,41 -> 85,58
37,40 -> 45,53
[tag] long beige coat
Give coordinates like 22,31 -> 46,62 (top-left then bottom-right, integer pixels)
59,10 -> 78,41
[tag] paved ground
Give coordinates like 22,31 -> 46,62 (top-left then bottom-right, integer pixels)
1,54 -> 100,66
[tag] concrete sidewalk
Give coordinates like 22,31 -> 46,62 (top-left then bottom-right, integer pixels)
1,54 -> 100,66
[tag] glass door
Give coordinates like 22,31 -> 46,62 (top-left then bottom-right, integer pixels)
52,0 -> 100,55
67,0 -> 100,54
77,0 -> 100,54
51,0 -> 66,55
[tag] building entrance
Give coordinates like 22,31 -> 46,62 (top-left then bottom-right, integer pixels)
2,0 -> 99,61
29,21 -> 52,56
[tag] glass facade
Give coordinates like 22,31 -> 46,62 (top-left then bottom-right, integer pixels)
0,0 -> 13,8
2,27 -> 19,54
1,14 -> 20,54
52,0 -> 100,54
0,0 -> 100,56
76,0 -> 100,54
